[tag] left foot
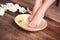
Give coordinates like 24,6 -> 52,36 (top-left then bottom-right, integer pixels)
28,0 -> 42,22
28,13 -> 43,28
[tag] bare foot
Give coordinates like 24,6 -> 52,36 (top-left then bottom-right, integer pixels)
28,13 -> 36,22
28,14 -> 34,22
28,0 -> 55,28
28,13 -> 43,28
28,0 -> 42,21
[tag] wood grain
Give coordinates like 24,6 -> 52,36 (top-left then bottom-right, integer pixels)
0,0 -> 60,40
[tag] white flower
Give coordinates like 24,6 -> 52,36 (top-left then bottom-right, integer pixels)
0,4 -> 8,11
15,4 -> 21,9
15,4 -> 27,13
27,8 -> 31,13
0,7 -> 5,16
19,7 -> 26,13
6,3 -> 17,12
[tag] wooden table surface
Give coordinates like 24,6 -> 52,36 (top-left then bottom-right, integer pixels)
0,0 -> 60,40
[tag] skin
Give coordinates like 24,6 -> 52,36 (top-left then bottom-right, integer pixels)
28,0 -> 55,27
28,0 -> 43,21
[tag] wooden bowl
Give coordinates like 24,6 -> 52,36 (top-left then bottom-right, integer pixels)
14,14 -> 47,31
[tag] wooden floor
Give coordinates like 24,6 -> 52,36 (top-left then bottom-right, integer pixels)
0,0 -> 60,40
